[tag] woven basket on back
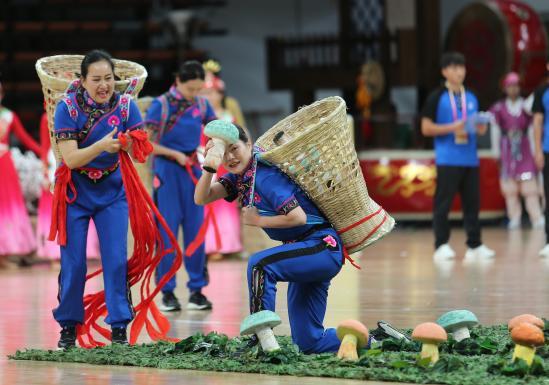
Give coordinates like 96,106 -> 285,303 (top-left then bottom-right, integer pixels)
255,96 -> 394,254
136,96 -> 153,117
35,55 -> 148,163
134,96 -> 155,188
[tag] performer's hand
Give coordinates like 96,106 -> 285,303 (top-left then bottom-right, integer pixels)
172,151 -> 188,167
203,140 -> 222,171
535,151 -> 544,170
196,146 -> 205,165
99,128 -> 121,153
242,206 -> 261,227
203,140 -> 215,158
121,136 -> 133,152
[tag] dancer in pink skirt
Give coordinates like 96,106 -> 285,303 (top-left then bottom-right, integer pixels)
200,61 -> 244,260
36,113 -> 101,262
0,81 -> 41,264
489,72 -> 543,230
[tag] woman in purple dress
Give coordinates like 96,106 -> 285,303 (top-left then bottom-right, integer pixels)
489,72 -> 543,229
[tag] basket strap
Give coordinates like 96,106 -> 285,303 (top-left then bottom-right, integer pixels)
158,94 -> 169,140
62,96 -> 78,121
124,77 -> 139,96
65,79 -> 81,95
247,152 -> 260,207
120,94 -> 131,123
197,96 -> 207,120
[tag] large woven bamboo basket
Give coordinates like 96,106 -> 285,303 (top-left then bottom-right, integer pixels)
255,96 -> 394,254
35,55 -> 148,163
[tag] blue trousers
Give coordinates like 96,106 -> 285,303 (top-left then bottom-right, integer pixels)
53,170 -> 133,328
154,157 -> 208,293
247,228 -> 343,354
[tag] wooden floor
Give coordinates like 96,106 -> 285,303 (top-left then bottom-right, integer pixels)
2,226 -> 549,385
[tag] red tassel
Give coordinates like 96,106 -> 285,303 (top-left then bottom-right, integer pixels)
48,164 -> 77,246
342,247 -> 361,269
120,130 -> 153,163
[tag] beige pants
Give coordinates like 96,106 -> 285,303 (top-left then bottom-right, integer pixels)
500,178 -> 543,223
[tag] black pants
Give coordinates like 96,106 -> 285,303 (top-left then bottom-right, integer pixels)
543,153 -> 549,240
433,166 -> 481,249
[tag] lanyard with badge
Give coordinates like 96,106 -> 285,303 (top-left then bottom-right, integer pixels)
447,83 -> 468,144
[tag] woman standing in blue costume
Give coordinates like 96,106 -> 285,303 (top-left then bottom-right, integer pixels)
195,123 -> 344,354
50,50 -> 151,348
145,61 -> 216,312
51,49 -> 184,350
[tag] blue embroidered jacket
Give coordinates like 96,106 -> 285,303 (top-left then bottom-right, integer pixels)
219,160 -> 329,242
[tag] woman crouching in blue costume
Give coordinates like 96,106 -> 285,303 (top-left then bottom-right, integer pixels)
50,50 -> 182,349
195,123 -> 343,354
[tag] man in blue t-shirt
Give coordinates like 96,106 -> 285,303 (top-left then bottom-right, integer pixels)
532,60 -> 549,257
421,52 -> 495,260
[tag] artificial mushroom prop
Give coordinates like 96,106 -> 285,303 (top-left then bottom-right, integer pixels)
240,310 -> 282,353
436,310 -> 479,342
336,320 -> 369,361
508,314 -> 544,331
412,322 -> 448,364
203,119 -> 240,173
510,322 -> 545,366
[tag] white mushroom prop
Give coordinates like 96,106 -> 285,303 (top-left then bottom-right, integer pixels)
436,310 -> 479,342
203,119 -> 240,173
240,310 -> 282,353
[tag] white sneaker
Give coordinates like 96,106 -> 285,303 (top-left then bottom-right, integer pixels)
539,244 -> 549,257
465,244 -> 495,259
533,217 -> 545,230
433,244 -> 456,259
507,219 -> 521,230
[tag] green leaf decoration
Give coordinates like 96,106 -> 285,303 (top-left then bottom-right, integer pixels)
9,325 -> 549,385
416,356 -> 432,368
390,360 -> 412,369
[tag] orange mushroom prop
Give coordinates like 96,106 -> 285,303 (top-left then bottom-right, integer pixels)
508,314 -> 544,331
511,322 -> 545,366
412,322 -> 448,364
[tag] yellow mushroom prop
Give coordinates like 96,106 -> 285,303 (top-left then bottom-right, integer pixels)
412,322 -> 448,364
336,320 -> 369,361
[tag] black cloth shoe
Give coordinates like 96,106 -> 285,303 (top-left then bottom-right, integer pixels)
111,327 -> 128,345
187,291 -> 212,310
57,326 -> 76,350
370,320 -> 410,342
160,291 -> 181,312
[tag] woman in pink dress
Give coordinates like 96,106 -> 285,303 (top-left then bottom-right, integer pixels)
200,63 -> 244,260
0,81 -> 41,265
35,113 -> 101,263
489,72 -> 543,229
